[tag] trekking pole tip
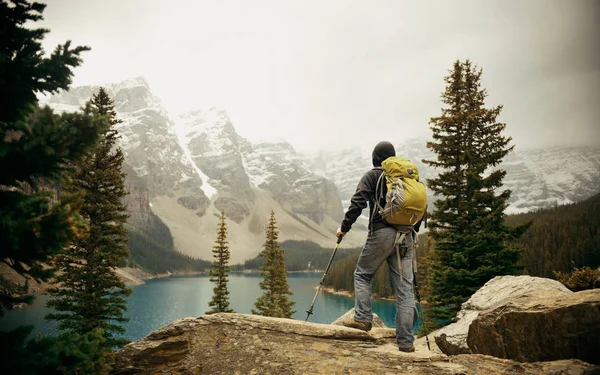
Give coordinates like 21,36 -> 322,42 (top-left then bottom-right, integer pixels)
304,310 -> 313,322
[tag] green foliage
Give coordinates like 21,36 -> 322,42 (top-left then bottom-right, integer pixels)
0,0 -> 90,124
207,212 -> 234,314
506,193 -> 600,278
422,60 -> 528,321
239,240 -> 361,271
52,329 -> 114,375
0,0 -> 97,314
0,326 -> 113,375
554,266 -> 600,292
0,325 -> 60,375
252,211 -> 296,318
46,88 -> 132,348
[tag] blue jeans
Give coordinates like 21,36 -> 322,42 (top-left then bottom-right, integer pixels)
353,226 -> 415,348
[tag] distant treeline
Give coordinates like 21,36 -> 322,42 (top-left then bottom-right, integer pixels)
126,214 -> 211,274
234,240 -> 362,271
323,193 -> 600,298
507,193 -> 600,277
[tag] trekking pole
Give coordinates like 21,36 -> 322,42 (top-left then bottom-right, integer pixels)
305,235 -> 343,322
413,266 -> 431,350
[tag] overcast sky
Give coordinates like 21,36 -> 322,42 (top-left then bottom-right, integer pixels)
39,0 -> 599,153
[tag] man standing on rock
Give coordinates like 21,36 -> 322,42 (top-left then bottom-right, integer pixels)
336,141 -> 423,353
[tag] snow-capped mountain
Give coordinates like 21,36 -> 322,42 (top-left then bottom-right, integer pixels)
174,107 -> 344,225
47,78 -> 206,200
305,138 -> 600,215
502,147 -> 600,213
46,79 -> 352,262
174,107 -> 254,223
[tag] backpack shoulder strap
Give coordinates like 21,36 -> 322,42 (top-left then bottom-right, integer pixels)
372,167 -> 388,219
374,172 -> 385,210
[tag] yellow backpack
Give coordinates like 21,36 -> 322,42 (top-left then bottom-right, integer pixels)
376,156 -> 427,226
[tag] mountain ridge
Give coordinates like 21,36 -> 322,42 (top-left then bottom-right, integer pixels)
46,79 -> 357,263
306,138 -> 600,214
45,77 -> 600,263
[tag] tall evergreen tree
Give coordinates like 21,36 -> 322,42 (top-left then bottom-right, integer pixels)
252,211 -> 295,318
0,0 -> 98,313
46,88 -> 132,348
206,211 -> 234,314
422,60 -> 528,320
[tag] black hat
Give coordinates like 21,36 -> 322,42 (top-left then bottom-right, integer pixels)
372,141 -> 395,167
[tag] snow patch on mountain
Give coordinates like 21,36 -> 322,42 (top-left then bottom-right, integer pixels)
177,107 -> 238,158
243,140 -> 303,188
172,113 -> 218,199
45,78 -> 208,200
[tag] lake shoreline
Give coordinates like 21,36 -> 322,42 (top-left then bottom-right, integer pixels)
121,269 -> 407,303
3,273 -> 403,342
139,270 -> 400,302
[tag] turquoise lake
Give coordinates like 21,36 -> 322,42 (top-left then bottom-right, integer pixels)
0,273 -> 421,341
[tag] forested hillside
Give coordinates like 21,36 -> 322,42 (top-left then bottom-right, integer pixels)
507,193 -> 600,277
126,213 -> 211,274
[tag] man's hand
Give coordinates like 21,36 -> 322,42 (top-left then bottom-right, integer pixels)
336,227 -> 346,238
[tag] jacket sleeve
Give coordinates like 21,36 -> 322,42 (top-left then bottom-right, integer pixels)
340,172 -> 373,233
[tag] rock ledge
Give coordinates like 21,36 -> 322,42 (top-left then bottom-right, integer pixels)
112,313 -> 598,375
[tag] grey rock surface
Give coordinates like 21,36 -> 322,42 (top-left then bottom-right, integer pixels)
111,313 -> 598,375
435,275 -> 572,355
468,288 -> 600,365
214,196 -> 250,223
242,140 -> 344,223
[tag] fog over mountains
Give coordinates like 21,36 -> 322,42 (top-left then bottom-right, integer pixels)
46,78 -> 600,262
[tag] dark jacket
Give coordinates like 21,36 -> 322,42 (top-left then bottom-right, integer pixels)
340,141 -> 423,234
340,167 -> 388,233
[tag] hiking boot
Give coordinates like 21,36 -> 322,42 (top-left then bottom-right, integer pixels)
398,345 -> 415,353
340,317 -> 372,332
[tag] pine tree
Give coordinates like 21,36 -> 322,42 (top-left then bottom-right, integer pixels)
0,0 -> 99,314
252,210 -> 296,318
1,326 -> 114,375
206,211 -> 234,314
46,88 -> 132,348
422,60 -> 529,321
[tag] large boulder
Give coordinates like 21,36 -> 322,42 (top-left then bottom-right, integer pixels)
435,275 -> 571,355
330,308 -> 387,328
468,288 -> 600,364
111,313 -> 598,375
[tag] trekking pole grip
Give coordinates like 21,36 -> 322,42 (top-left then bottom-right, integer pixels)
336,235 -> 343,244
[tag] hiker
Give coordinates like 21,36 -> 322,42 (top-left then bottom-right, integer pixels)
336,140 -> 425,353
